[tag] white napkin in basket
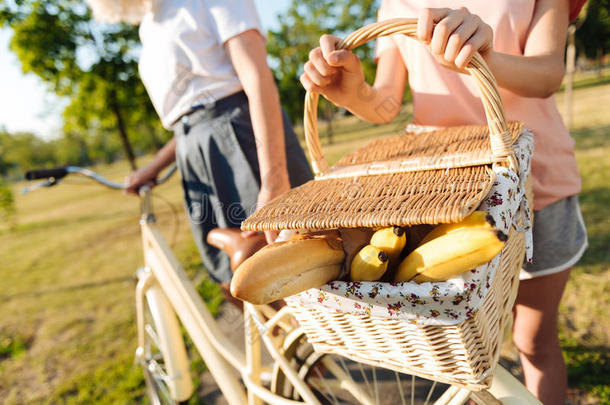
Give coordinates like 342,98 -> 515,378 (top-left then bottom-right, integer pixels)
287,130 -> 534,326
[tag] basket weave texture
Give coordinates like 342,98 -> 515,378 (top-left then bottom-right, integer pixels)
242,123 -> 523,231
287,174 -> 532,390
241,19 -> 533,390
287,229 -> 525,390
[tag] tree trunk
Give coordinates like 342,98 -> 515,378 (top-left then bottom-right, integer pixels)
75,134 -> 92,166
109,90 -> 137,170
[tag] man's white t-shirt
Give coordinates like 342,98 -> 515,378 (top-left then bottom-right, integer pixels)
138,0 -> 264,129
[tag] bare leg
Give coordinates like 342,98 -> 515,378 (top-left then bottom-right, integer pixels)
513,268 -> 571,405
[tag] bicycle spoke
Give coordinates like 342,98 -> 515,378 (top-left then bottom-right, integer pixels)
313,365 -> 341,405
148,360 -> 170,382
411,374 -> 415,405
356,361 -> 373,398
151,353 -> 164,361
372,367 -> 379,404
423,381 -> 437,405
394,371 -> 407,405
147,360 -> 173,403
145,323 -> 162,350
270,331 -> 490,405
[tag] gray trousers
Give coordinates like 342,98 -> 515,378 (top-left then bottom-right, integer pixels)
174,92 -> 313,283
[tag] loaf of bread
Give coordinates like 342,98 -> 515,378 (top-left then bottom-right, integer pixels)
230,233 -> 344,304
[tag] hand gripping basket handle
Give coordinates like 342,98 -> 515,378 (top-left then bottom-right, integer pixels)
304,18 -> 517,177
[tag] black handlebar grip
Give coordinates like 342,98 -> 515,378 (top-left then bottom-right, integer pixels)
25,167 -> 69,180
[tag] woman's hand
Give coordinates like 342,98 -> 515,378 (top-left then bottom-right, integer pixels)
417,7 -> 494,71
300,34 -> 366,108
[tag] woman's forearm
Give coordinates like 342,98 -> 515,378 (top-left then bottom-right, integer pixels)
486,51 -> 565,98
343,48 -> 407,124
342,83 -> 403,124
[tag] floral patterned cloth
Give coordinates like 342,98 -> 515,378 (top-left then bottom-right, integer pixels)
284,130 -> 534,326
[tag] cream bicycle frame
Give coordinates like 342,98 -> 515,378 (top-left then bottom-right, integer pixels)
133,188 -> 541,405
134,189 -> 334,405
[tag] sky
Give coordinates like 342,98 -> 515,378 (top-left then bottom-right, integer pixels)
0,0 -> 291,139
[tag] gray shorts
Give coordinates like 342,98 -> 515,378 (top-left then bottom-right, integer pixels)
174,92 -> 313,284
520,195 -> 588,279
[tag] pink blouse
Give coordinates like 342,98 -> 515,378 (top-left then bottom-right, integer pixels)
377,0 -> 581,210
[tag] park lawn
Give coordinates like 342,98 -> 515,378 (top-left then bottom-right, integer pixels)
0,78 -> 608,404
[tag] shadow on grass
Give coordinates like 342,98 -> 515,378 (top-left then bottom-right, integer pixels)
50,353 -> 146,405
563,344 -> 610,403
2,211 -> 135,236
573,125 -> 610,149
0,331 -> 30,361
578,186 -> 610,268
559,75 -> 610,93
1,275 -> 134,302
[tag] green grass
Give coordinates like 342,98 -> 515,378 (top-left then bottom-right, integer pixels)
1,76 -> 609,404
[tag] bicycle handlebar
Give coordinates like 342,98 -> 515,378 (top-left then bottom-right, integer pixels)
23,163 -> 178,191
25,167 -> 69,180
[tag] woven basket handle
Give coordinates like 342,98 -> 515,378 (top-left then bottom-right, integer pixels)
304,18 -> 516,176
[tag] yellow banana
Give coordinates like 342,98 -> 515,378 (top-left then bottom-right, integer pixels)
395,227 -> 507,283
350,245 -> 389,281
420,211 -> 495,244
370,226 -> 406,265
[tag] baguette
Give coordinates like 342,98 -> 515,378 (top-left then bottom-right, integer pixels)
230,233 -> 344,304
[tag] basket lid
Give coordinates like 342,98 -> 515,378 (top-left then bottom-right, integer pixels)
242,122 -> 524,231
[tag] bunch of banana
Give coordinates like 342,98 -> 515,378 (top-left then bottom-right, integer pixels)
350,226 -> 406,281
420,211 -> 496,244
395,212 -> 507,283
370,226 -> 406,264
350,245 -> 389,281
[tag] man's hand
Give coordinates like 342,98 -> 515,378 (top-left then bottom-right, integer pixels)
256,175 -> 291,244
125,137 -> 177,195
125,164 -> 159,195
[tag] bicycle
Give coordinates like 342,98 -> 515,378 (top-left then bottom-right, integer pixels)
23,164 -> 541,405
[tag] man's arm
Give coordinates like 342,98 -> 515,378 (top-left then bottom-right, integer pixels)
125,137 -> 176,194
225,29 -> 291,243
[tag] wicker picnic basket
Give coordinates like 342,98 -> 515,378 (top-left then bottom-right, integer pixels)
242,19 -> 532,390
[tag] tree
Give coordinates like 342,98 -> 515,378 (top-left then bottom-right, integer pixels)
575,0 -> 610,61
267,0 -> 380,140
0,181 -> 16,228
0,130 -> 60,179
0,0 -> 168,169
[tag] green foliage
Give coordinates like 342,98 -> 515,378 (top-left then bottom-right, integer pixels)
50,353 -> 146,404
0,130 -> 58,177
5,0 -> 84,96
267,0 -> 380,124
196,279 -> 223,317
0,0 -> 169,169
0,181 -> 16,226
576,0 -> 610,58
0,332 -> 28,360
563,345 -> 610,403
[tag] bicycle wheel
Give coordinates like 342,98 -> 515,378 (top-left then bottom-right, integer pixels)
137,282 -> 194,405
271,329 -> 538,405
